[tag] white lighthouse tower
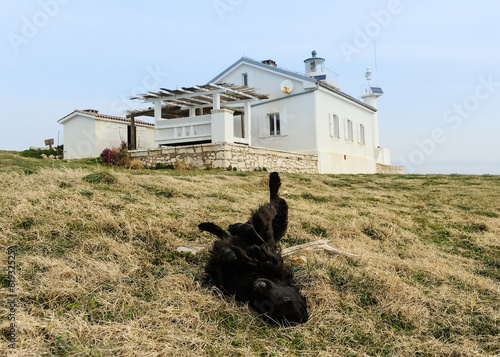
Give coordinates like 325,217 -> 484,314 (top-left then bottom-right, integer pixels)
304,50 -> 327,80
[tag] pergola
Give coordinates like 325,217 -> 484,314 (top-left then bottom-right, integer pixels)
127,83 -> 268,149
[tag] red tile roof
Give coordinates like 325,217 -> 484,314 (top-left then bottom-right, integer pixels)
60,110 -> 155,127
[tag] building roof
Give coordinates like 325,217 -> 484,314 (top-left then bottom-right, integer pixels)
58,110 -> 154,126
209,57 -> 377,112
209,57 -> 318,85
318,81 -> 376,112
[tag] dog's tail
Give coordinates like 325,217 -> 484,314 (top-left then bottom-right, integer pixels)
198,222 -> 230,239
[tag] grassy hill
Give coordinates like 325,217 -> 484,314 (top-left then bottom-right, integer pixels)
0,151 -> 499,356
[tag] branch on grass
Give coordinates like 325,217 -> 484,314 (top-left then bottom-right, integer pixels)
282,240 -> 359,258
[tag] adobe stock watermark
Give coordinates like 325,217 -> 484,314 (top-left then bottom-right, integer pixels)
213,0 -> 243,21
399,75 -> 500,173
340,0 -> 410,62
7,246 -> 18,349
72,125 -> 108,159
7,0 -> 71,53
110,65 -> 169,114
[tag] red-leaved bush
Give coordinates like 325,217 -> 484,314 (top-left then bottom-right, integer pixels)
100,142 -> 131,167
100,148 -> 117,165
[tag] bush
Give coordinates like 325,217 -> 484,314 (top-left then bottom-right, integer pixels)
21,145 -> 63,159
100,148 -> 117,165
99,142 -> 130,167
129,159 -> 144,170
114,141 -> 131,167
155,163 -> 174,170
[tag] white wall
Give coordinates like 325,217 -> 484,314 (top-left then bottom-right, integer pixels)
219,63 -> 313,100
61,113 -> 156,159
62,116 -> 97,159
137,126 -> 155,149
251,92 -> 317,154
95,119 -> 127,153
214,60 -> 386,174
218,62 -> 318,154
314,88 -> 377,173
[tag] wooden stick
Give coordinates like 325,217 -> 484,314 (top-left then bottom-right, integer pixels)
282,239 -> 359,258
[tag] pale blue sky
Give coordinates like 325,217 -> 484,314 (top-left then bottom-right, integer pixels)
1,0 -> 499,174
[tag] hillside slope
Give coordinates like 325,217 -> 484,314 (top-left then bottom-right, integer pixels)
0,152 -> 499,356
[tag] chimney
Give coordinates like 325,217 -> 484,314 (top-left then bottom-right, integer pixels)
84,109 -> 99,114
261,59 -> 277,67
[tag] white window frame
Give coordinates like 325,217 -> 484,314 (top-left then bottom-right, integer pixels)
259,111 -> 288,138
359,124 -> 366,145
329,114 -> 340,139
268,113 -> 280,136
346,119 -> 354,142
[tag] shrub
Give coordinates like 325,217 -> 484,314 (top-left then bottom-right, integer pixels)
99,142 -> 130,167
20,145 -> 63,159
100,148 -> 117,165
154,163 -> 174,170
174,159 -> 188,170
129,159 -> 144,170
114,141 -> 131,167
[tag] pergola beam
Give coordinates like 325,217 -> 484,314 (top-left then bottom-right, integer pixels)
130,83 -> 269,120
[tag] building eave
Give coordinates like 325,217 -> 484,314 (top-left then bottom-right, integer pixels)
210,57 -> 376,112
318,82 -> 377,112
208,57 -> 318,85
57,110 -> 155,127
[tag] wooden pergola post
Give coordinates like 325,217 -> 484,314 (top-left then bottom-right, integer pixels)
127,114 -> 137,150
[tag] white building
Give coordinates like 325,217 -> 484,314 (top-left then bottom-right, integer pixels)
58,109 -> 155,159
133,51 -> 396,174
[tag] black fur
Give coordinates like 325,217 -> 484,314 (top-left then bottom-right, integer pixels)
199,172 -> 308,325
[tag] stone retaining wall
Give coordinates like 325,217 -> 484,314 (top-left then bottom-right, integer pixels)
376,163 -> 404,174
130,143 -> 319,173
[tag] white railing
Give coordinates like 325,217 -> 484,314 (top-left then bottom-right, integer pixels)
155,115 -> 212,145
154,113 -> 249,146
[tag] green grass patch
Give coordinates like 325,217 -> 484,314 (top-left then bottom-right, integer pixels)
300,192 -> 330,203
82,171 -> 118,184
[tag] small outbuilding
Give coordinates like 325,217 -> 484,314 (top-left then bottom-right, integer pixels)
57,109 -> 155,159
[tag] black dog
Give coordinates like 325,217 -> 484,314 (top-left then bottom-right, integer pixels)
199,172 -> 308,325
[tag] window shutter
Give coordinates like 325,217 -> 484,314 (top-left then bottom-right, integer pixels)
329,113 -> 333,137
259,114 -> 267,138
280,111 -> 288,136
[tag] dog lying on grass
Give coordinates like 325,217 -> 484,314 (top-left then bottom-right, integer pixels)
199,172 -> 308,325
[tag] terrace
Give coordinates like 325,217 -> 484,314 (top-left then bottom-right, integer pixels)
130,83 -> 268,148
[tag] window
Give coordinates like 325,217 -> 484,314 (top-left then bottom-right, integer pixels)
359,124 -> 366,145
329,114 -> 340,139
259,112 -> 288,138
346,119 -> 353,142
269,113 -> 280,136
242,73 -> 248,86
310,61 -> 316,72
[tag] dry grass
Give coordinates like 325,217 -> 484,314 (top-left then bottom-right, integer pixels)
0,152 -> 499,356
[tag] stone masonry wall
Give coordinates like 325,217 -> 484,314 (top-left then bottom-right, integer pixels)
130,143 -> 319,174
376,163 -> 404,174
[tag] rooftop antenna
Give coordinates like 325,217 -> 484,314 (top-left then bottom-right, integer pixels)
365,67 -> 372,94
